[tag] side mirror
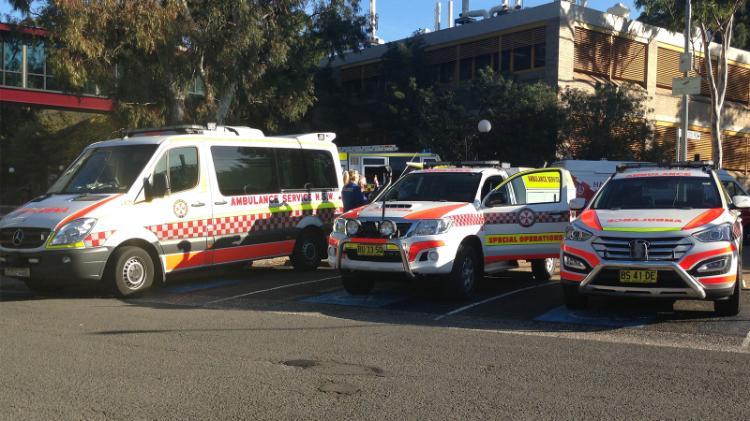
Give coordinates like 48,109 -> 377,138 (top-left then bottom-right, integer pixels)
569,197 -> 586,211
732,195 -> 750,209
152,173 -> 168,199
485,189 -> 509,208
143,177 -> 153,202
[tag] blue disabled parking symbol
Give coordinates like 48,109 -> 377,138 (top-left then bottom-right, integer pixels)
303,290 -> 412,308
535,306 -> 655,328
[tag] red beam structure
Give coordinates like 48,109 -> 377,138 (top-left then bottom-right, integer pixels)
0,87 -> 114,112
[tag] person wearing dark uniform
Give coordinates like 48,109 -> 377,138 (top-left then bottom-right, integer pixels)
342,170 -> 368,211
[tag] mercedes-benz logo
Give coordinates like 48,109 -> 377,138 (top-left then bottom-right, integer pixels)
11,229 -> 24,246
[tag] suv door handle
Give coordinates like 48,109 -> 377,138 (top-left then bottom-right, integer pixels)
214,200 -> 228,205
191,202 -> 206,207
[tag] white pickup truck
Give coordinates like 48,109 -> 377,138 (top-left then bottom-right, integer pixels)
328,163 -> 576,299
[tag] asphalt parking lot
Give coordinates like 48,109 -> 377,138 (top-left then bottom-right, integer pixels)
2,254 -> 750,419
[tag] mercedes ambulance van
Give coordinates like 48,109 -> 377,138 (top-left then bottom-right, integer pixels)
0,125 -> 343,296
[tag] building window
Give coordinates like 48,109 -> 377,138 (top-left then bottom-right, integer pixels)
574,27 -> 646,86
475,54 -> 492,74
533,43 -> 545,68
500,50 -> 511,73
26,39 -> 45,89
440,61 -> 455,83
459,57 -> 473,81
2,37 -> 22,87
513,46 -> 532,71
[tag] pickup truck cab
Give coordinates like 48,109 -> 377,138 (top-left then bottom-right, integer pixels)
328,163 -> 576,299
561,162 -> 750,316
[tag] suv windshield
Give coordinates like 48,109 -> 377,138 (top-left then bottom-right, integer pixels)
592,176 -> 722,210
381,172 -> 482,202
49,145 -> 158,194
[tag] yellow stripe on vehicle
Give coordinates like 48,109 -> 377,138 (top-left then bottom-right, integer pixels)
602,227 -> 682,232
485,232 -> 564,246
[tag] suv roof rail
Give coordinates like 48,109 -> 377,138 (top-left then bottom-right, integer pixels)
616,160 -> 715,172
122,125 -> 205,138
424,160 -> 510,169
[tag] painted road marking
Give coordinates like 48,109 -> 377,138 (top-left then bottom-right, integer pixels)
535,306 -> 654,328
203,276 -> 340,306
302,290 -> 412,308
434,282 -> 556,321
163,279 -> 244,294
742,331 -> 750,348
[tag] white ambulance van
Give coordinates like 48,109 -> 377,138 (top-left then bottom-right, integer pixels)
0,125 -> 343,296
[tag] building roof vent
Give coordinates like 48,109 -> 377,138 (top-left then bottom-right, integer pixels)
606,3 -> 630,19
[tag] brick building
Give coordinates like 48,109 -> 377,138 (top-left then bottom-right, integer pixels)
330,0 -> 750,173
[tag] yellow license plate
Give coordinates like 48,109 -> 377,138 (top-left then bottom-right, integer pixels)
356,244 -> 385,257
619,270 -> 658,283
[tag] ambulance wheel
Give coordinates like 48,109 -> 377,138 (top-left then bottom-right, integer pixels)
341,271 -> 375,295
445,243 -> 479,300
562,284 -> 588,310
714,270 -> 741,317
109,246 -> 154,297
531,258 -> 555,281
291,230 -> 324,271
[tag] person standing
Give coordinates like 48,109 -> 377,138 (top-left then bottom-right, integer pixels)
342,170 -> 368,211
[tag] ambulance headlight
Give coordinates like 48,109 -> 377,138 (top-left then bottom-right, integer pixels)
333,218 -> 346,234
693,223 -> 733,243
413,218 -> 451,236
345,219 -> 361,236
565,225 -> 592,242
50,218 -> 97,246
378,220 -> 396,237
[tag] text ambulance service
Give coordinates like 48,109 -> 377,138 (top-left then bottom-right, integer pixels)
0,125 -> 343,296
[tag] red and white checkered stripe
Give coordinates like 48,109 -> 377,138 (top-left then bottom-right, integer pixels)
146,206 -> 340,240
484,210 -> 569,225
84,230 -> 115,248
449,213 -> 485,227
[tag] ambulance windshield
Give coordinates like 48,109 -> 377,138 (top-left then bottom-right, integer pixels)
380,171 -> 481,203
49,145 -> 158,194
592,176 -> 722,210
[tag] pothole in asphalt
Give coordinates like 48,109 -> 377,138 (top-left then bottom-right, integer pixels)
280,359 -> 384,377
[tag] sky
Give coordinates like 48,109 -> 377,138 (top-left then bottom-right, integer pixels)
375,0 -> 639,41
1,0 -> 640,41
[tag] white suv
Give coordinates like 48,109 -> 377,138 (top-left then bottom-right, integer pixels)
328,163 -> 576,299
561,162 -> 750,316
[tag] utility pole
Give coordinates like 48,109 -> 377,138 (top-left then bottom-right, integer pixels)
679,0 -> 692,161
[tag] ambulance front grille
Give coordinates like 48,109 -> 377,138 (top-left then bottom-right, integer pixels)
592,236 -> 692,261
0,228 -> 52,249
357,221 -> 412,238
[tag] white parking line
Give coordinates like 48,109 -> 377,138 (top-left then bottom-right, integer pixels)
202,275 -> 340,306
434,282 -> 556,321
742,331 -> 750,348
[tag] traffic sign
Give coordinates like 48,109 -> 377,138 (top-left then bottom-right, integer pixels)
679,52 -> 693,72
677,128 -> 702,141
672,76 -> 701,96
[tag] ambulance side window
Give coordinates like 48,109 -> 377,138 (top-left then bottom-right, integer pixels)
481,176 -> 504,200
211,146 -> 278,196
276,149 -> 307,190
303,150 -> 337,189
168,147 -> 199,193
513,170 -> 562,205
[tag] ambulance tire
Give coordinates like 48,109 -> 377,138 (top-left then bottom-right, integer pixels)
341,271 -> 375,295
714,267 -> 741,317
531,258 -> 555,281
291,229 -> 324,271
109,246 -> 155,297
562,284 -> 588,310
445,243 -> 479,300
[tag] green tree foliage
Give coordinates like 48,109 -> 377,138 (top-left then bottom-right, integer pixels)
33,0 -> 366,130
558,83 -> 658,161
637,0 -> 745,167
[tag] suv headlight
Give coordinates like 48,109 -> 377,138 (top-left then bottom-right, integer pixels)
49,218 -> 97,246
333,218 -> 346,234
693,223 -> 733,242
565,224 -> 592,242
379,220 -> 396,237
413,218 -> 451,236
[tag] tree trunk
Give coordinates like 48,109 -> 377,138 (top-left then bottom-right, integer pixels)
216,82 -> 237,125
